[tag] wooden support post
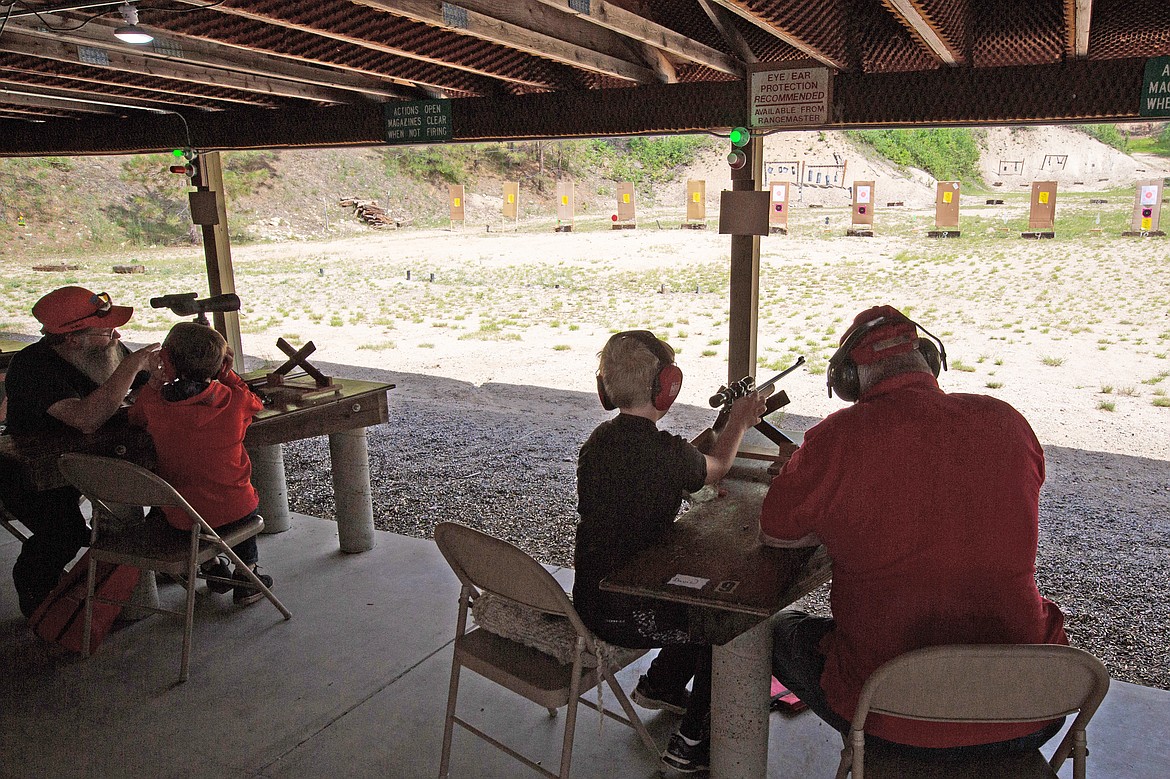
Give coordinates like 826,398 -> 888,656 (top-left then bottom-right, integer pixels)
727,135 -> 762,385
194,152 -> 244,371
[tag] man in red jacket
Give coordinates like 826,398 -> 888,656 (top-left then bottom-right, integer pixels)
130,321 -> 273,605
759,305 -> 1067,758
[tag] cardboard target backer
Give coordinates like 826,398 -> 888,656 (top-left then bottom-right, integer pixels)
502,182 -> 519,220
769,180 -> 791,228
448,184 -> 465,223
935,181 -> 960,228
686,179 -> 706,221
852,181 -> 874,225
616,182 -> 636,222
1028,181 -> 1057,230
555,181 -> 574,224
1132,179 -> 1163,232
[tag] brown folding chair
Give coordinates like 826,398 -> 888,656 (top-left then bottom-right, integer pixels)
0,496 -> 31,543
434,521 -> 659,779
835,643 -> 1111,779
57,453 -> 291,683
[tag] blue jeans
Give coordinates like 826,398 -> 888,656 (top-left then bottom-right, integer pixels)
771,610 -> 1063,760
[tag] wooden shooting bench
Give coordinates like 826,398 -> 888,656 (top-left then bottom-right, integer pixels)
602,459 -> 830,779
0,339 -> 394,553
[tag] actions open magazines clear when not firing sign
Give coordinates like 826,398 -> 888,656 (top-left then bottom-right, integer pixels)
748,62 -> 832,130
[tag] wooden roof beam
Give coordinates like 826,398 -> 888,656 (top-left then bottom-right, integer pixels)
1066,0 -> 1093,59
0,88 -> 126,114
2,23 -> 359,105
355,0 -> 658,82
0,73 -> 220,112
170,0 -> 546,92
697,0 -> 758,64
882,0 -> 964,66
705,0 -> 845,70
530,0 -> 743,76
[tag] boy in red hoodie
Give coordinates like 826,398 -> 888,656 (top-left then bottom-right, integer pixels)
129,322 -> 272,605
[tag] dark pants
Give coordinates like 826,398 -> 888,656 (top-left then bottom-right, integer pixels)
589,599 -> 711,741
165,511 -> 259,568
771,610 -> 1063,760
2,477 -> 89,618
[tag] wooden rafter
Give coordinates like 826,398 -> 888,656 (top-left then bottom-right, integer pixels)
353,0 -> 658,83
1066,0 -> 1093,59
0,70 -> 225,112
882,0 -> 964,66
697,0 -> 757,64
705,0 -> 845,70
1,23 -> 357,105
0,88 -> 126,114
169,0 -> 555,92
529,0 -> 743,76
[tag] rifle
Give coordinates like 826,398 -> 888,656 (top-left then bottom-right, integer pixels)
693,356 -> 805,454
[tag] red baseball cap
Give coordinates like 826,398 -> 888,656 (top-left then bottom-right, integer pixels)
33,286 -> 133,334
841,305 -> 919,365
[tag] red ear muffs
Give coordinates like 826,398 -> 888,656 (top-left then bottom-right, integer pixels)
653,363 -> 683,411
598,330 -> 683,412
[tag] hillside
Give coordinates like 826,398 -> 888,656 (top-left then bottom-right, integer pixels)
1,125 -> 1168,257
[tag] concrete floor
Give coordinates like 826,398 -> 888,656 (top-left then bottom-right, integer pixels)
1,514 -> 1166,779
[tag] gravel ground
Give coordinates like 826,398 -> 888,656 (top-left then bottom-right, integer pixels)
283,362 -> 1170,691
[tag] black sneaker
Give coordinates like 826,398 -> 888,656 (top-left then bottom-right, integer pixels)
232,567 -> 273,606
633,674 -> 689,715
201,555 -> 233,594
661,732 -> 709,773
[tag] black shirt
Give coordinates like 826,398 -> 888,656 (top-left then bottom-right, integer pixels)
573,413 -> 706,623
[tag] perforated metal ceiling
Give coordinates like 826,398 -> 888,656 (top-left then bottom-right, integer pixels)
0,0 -> 1166,154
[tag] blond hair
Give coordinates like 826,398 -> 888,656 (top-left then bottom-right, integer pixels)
598,331 -> 674,408
164,322 -> 227,381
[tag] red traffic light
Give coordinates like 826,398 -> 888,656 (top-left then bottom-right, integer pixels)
727,149 -> 747,170
168,164 -> 193,175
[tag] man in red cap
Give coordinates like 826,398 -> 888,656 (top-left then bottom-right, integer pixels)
759,304 -> 1067,759
1,286 -> 159,616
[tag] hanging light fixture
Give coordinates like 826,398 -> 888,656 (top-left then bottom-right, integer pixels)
113,3 -> 153,45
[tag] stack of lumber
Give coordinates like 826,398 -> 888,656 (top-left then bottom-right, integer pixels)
339,198 -> 408,229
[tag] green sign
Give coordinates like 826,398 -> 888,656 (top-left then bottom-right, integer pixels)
384,99 -> 452,144
1140,57 -> 1170,117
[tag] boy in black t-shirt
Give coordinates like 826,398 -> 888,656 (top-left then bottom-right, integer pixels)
574,330 -> 764,773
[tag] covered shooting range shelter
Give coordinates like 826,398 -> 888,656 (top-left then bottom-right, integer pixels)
2,0 -> 1169,383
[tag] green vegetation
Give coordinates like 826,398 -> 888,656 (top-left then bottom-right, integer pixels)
1077,124 -> 1130,152
844,128 -> 983,183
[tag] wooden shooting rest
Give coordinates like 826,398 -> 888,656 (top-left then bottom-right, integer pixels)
739,390 -> 799,473
248,338 -> 340,405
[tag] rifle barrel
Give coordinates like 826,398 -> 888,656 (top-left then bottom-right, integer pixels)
755,356 -> 806,396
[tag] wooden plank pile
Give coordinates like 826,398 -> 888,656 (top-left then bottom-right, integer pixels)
339,198 -> 408,229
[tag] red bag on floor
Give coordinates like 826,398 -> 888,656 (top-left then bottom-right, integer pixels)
770,677 -> 808,713
28,551 -> 141,654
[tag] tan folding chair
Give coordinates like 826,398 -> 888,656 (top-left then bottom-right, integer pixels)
0,496 -> 31,543
434,521 -> 659,779
57,453 -> 291,683
835,643 -> 1111,779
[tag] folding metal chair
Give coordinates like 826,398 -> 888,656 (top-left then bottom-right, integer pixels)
836,643 -> 1111,779
434,521 -> 659,779
57,452 -> 291,683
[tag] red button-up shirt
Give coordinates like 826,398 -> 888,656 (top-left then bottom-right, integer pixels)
761,371 -> 1067,747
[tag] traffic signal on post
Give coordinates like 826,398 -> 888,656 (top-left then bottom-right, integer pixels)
727,126 -> 750,170
167,149 -> 199,182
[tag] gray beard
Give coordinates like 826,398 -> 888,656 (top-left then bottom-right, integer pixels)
69,340 -> 124,385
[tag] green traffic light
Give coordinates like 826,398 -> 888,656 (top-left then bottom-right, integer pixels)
729,127 -> 750,147
172,149 -> 184,157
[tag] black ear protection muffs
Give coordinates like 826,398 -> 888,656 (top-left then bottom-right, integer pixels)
597,330 -> 684,412
826,315 -> 947,402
